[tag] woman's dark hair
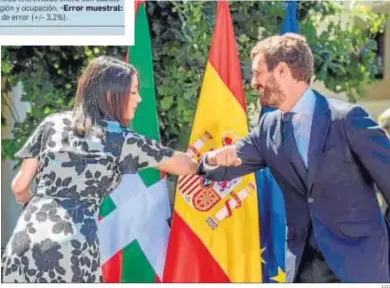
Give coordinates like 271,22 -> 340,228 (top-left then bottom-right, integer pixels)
72,56 -> 138,137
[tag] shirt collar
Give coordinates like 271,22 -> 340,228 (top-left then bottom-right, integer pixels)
290,87 -> 316,118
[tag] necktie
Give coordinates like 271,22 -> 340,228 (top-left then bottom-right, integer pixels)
282,112 -> 294,138
283,113 -> 318,250
283,112 -> 297,156
283,112 -> 307,183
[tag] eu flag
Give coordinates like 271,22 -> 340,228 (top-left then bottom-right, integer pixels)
256,0 -> 299,283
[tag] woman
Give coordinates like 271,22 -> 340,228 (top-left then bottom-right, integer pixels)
1,56 -> 198,283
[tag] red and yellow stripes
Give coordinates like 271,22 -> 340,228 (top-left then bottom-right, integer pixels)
164,1 -> 261,283
208,2 -> 246,111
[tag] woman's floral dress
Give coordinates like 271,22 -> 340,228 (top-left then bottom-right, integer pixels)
1,112 -> 174,283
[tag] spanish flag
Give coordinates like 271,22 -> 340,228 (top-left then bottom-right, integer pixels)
163,1 -> 261,282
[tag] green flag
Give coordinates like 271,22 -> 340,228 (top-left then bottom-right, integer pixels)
98,1 -> 170,282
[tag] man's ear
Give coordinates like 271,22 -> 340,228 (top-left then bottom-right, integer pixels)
276,62 -> 291,79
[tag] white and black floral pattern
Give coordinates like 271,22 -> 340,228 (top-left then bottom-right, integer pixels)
1,112 -> 174,283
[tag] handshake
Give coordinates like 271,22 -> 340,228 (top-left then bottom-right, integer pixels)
205,145 -> 242,167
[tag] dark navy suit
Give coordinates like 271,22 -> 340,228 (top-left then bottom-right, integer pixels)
198,92 -> 390,282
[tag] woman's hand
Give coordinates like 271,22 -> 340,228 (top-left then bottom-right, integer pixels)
155,151 -> 199,175
14,190 -> 31,205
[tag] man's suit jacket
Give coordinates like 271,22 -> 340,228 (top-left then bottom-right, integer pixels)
198,92 -> 390,283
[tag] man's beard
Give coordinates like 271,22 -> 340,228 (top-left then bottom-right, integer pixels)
259,76 -> 285,108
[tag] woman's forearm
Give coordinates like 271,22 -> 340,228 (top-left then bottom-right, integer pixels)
155,151 -> 198,175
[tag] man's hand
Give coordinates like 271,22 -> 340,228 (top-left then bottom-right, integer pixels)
206,145 -> 242,167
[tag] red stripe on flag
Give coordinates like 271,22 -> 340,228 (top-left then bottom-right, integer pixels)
163,211 -> 230,283
177,175 -> 189,187
101,250 -> 122,283
178,174 -> 190,184
208,1 -> 246,112
182,187 -> 202,199
135,0 -> 144,14
180,176 -> 200,193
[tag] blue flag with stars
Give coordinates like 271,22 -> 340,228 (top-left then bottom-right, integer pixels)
256,0 -> 298,283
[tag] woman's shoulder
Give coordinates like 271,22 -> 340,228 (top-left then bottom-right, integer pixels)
32,111 -> 72,133
40,111 -> 72,124
103,120 -> 147,145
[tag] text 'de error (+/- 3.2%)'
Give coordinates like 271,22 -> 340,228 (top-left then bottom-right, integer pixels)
0,0 -> 124,36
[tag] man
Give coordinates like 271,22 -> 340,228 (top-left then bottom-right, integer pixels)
197,33 -> 390,283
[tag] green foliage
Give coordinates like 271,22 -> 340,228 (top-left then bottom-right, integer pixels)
301,2 -> 387,101
1,48 -> 16,126
1,1 -> 387,161
1,46 -> 126,160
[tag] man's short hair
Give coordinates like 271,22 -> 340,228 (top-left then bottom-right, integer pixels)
250,33 -> 314,84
